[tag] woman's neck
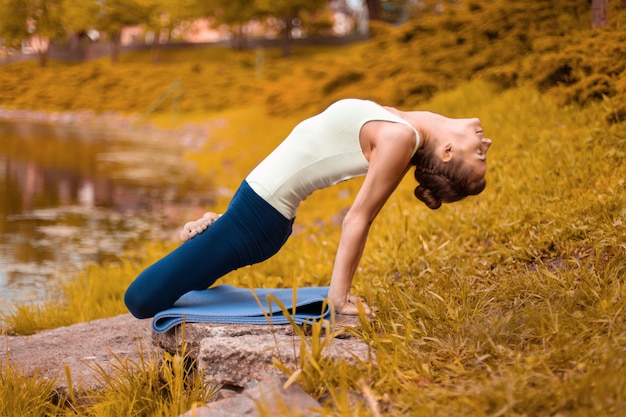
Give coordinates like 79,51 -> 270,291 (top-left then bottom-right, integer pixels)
396,110 -> 449,151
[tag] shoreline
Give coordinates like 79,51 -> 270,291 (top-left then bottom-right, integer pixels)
0,107 -> 216,320
0,107 -> 213,151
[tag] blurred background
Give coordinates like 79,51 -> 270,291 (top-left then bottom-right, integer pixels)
0,0 -> 624,309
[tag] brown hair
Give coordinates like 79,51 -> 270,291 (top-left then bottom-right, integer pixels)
411,147 -> 486,210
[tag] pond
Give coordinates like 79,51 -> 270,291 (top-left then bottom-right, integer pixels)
0,119 -> 212,313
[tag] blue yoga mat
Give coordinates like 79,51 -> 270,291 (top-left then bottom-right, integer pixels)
152,284 -> 330,333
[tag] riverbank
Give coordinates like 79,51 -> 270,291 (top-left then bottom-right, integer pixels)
0,106 -> 223,317
0,107 -> 211,151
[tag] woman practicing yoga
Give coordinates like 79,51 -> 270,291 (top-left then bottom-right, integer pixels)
125,98 -> 491,319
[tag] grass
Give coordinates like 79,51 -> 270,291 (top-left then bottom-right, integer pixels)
0,1 -> 625,412
3,79 -> 624,415
83,340 -> 218,416
0,360 -> 63,416
1,337 -> 217,416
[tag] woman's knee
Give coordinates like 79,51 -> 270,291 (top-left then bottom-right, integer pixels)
124,273 -> 172,319
124,284 -> 156,319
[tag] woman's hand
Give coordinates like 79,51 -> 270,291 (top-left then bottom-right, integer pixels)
180,212 -> 221,242
332,294 -> 374,317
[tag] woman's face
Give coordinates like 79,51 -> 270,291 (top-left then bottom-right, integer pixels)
448,118 -> 492,182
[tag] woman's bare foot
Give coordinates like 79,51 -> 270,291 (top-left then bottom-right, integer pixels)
180,212 -> 221,242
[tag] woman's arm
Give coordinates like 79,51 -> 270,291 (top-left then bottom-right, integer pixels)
328,122 -> 416,315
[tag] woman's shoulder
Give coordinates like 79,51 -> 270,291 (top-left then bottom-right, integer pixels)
329,98 -> 373,107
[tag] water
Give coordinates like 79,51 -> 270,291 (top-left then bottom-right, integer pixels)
0,120 -> 211,312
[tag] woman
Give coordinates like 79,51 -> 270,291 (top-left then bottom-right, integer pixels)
125,98 -> 491,319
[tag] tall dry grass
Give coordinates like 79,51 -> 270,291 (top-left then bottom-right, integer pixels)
1,1 -> 625,411
2,78 -> 625,415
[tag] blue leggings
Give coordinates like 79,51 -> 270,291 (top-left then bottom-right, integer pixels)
124,180 -> 294,319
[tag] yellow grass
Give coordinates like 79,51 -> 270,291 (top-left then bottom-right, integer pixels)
1,1 -> 626,412
2,77 -> 625,415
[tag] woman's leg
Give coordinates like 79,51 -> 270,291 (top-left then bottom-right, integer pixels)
124,181 -> 293,319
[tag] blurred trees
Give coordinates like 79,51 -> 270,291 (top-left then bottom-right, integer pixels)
199,0 -> 261,50
200,0 -> 329,56
256,0 -> 328,57
0,0 -> 333,64
1,0 -> 624,121
3,0 -> 622,68
0,0 -> 151,65
58,0 -> 99,41
365,0 -> 382,20
97,0 -> 153,63
369,0 -> 464,23
141,0 -> 203,56
0,0 -> 65,67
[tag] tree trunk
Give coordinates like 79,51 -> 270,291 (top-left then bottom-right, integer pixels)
110,32 -> 121,63
152,32 -> 162,64
37,50 -> 48,68
592,0 -> 626,27
232,25 -> 247,51
365,0 -> 382,21
30,35 -> 50,68
281,13 -> 292,58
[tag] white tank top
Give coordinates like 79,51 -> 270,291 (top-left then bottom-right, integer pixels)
246,99 -> 420,219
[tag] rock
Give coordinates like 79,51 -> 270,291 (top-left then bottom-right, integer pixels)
178,375 -> 322,417
154,315 -> 374,389
0,314 -> 154,392
1,312 -> 373,417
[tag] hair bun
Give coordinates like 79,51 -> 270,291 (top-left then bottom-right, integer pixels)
414,185 -> 442,210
